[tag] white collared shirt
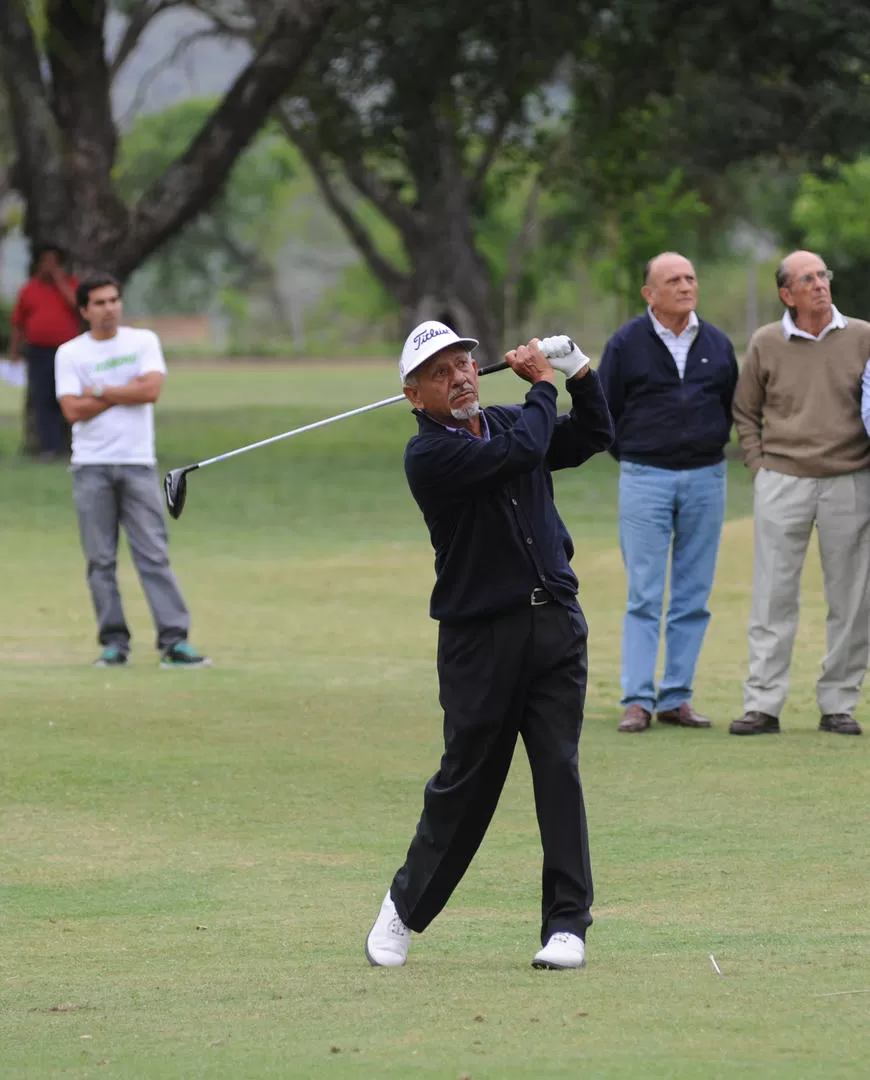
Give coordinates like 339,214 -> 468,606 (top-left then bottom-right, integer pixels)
648,307 -> 699,379
781,305 -> 847,342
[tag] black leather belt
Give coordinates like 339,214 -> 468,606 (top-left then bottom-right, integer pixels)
530,587 -> 552,606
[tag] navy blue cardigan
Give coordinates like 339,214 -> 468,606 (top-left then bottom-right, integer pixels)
404,373 -> 614,623
597,313 -> 738,469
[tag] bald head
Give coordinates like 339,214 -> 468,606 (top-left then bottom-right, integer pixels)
644,252 -> 692,286
776,250 -> 833,324
776,250 -> 824,290
641,252 -> 698,327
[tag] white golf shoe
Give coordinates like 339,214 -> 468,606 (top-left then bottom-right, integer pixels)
532,932 -> 586,970
365,890 -> 411,967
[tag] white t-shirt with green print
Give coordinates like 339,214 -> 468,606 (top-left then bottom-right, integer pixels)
55,327 -> 168,465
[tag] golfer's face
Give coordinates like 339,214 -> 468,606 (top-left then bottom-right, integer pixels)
409,347 -> 479,422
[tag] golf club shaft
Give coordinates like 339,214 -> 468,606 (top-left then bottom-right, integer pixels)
194,360 -> 510,471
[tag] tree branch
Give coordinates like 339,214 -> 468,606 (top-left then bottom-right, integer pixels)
502,173 -> 541,340
119,0 -> 339,277
46,0 -> 129,238
206,200 -> 272,283
118,26 -> 227,127
281,76 -> 423,238
186,0 -> 256,41
276,113 -> 410,302
469,102 -> 516,199
0,1 -> 66,241
0,164 -> 18,245
110,0 -> 186,79
343,159 -> 422,240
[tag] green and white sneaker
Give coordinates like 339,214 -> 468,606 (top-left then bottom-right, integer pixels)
94,646 -> 129,668
160,642 -> 211,669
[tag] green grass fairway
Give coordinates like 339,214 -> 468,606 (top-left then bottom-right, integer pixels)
1,365 -> 868,1079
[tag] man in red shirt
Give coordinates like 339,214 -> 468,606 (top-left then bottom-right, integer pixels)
9,244 -> 81,459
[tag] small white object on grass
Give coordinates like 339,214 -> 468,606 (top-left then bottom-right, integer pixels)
0,360 -> 26,388
709,954 -> 723,976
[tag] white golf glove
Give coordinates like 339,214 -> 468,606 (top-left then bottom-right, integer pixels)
539,335 -> 591,379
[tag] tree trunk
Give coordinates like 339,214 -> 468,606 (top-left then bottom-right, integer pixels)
403,224 -> 502,368
502,176 -> 541,346
295,121 -> 504,365
403,134 -> 502,363
0,0 -> 338,453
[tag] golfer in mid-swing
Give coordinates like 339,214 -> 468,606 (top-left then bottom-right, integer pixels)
365,322 -> 614,970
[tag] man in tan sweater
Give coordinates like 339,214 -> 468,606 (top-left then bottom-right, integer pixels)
732,250 -> 870,736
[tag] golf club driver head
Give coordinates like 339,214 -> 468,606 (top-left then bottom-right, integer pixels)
164,465 -> 197,520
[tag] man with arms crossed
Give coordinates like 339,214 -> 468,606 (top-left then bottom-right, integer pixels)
597,253 -> 739,733
55,275 -> 209,669
732,251 -> 870,735
365,321 -> 613,971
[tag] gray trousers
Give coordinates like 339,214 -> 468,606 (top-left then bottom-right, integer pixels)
744,467 -> 870,717
72,464 -> 190,652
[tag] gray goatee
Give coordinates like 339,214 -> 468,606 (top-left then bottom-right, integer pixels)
449,383 -> 480,421
450,400 -> 480,421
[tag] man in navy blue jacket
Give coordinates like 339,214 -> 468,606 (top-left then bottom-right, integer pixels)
597,252 -> 738,733
365,321 -> 613,971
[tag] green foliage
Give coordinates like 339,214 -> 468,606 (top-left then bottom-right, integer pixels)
293,0 -> 582,176
117,99 -> 299,315
21,0 -> 48,43
309,262 -> 398,349
569,1 -> 870,172
793,160 -> 870,254
591,171 -> 709,318
0,292 -> 12,351
553,0 -> 870,312
116,97 -> 404,350
475,168 -> 545,324
302,196 -> 405,350
792,157 -> 870,314
281,0 -> 592,344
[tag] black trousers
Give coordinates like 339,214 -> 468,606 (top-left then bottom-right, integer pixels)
391,599 -> 593,945
26,344 -> 68,454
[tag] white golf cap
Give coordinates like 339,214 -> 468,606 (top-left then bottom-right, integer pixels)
399,320 -> 479,382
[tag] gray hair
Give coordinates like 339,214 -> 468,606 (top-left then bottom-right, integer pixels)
402,371 -> 419,388
775,259 -> 790,291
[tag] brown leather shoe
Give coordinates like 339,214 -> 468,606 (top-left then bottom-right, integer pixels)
819,713 -> 862,735
656,702 -> 712,728
729,711 -> 780,735
618,704 -> 651,733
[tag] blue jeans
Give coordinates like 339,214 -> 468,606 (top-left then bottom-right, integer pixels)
618,460 -> 726,712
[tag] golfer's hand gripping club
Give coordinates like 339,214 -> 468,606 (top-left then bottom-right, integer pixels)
486,335 -> 590,378
539,335 -> 590,379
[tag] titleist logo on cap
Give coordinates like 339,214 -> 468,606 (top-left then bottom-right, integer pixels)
413,326 -> 450,351
400,320 -> 479,382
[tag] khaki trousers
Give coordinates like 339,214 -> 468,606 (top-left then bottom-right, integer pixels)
744,467 -> 870,717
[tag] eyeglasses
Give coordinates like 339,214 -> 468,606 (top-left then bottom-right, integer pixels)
794,269 -> 834,286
